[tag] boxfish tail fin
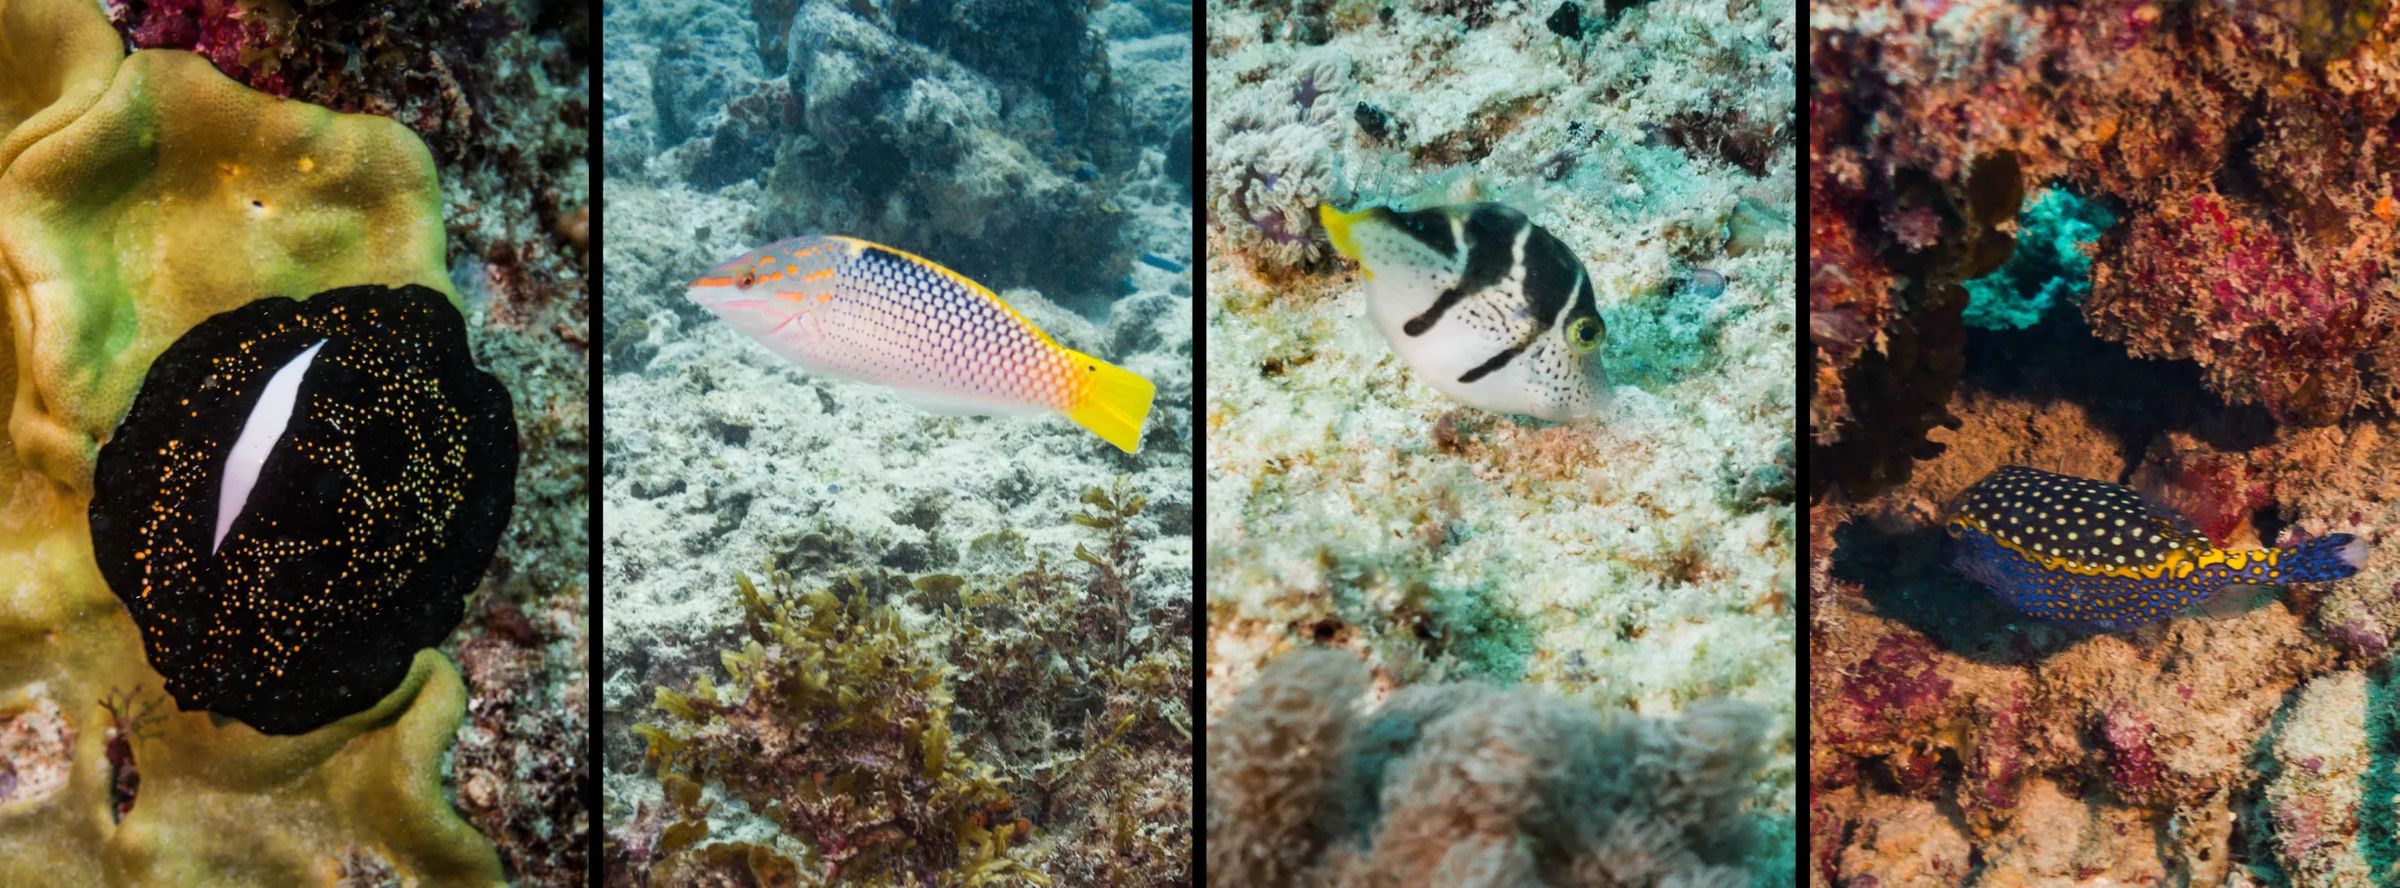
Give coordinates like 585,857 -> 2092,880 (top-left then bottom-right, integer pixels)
1062,349 -> 1154,454
2260,533 -> 2369,584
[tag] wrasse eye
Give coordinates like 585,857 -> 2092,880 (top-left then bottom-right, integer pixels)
735,268 -> 758,288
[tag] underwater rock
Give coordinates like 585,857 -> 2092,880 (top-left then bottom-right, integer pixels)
90,285 -> 517,735
773,1 -> 1134,308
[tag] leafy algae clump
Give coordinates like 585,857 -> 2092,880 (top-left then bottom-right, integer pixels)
636,571 -> 1042,886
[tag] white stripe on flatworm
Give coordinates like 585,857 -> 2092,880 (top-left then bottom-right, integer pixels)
215,338 -> 327,553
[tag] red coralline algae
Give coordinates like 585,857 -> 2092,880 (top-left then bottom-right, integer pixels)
1843,635 -> 1951,738
2100,703 -> 2159,798
107,0 -> 286,94
2131,445 -> 2274,546
2322,616 -> 2391,661
1960,686 -> 2027,830
2092,191 -> 2398,426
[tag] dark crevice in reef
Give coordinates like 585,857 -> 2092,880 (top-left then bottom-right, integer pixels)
1960,305 -> 2278,483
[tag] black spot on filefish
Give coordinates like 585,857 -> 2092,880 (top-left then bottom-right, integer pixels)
89,285 -> 518,735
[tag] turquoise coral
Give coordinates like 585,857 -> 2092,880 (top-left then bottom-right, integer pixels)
1962,188 -> 2116,331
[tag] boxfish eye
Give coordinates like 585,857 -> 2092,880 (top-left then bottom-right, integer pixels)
1566,317 -> 1602,353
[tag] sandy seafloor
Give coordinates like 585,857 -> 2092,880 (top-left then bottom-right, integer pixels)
1204,0 -> 1799,859
598,0 -> 1196,872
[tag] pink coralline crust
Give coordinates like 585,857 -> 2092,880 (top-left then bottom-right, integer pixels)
1826,634 -> 1954,746
2101,704 -> 2159,797
2093,191 -> 2398,425
108,0 -> 287,95
2323,617 -> 2391,661
2273,795 -> 2337,863
2134,447 -> 2272,546
1961,687 -> 2028,828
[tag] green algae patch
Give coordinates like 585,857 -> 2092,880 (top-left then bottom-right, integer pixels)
638,570 -> 1044,886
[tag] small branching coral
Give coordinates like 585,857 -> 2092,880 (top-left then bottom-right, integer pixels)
1210,648 -> 1770,887
97,686 -> 165,824
635,571 -> 1042,886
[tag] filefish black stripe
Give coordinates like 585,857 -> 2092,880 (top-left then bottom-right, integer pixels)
1458,338 -> 1534,383
1403,205 -> 1525,336
1389,207 -> 1456,257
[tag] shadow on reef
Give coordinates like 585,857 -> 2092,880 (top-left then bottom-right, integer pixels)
1961,304 -> 2278,479
1831,518 -> 2091,665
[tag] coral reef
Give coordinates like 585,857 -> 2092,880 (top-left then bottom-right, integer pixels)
1813,2 -> 2400,880
1208,647 -> 1773,886
2,0 -> 585,881
1203,0 -> 1797,870
1808,309 -> 2400,882
100,0 -> 595,875
1810,0 -> 2400,489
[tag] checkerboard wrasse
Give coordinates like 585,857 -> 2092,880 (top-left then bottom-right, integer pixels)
1318,201 -> 1607,421
687,235 -> 1155,453
1944,465 -> 2367,631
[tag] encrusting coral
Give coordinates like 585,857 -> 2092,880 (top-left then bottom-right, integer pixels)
0,47 -> 449,495
0,0 -> 500,880
1210,648 -> 1771,887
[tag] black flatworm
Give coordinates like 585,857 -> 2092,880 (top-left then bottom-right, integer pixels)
89,284 -> 517,735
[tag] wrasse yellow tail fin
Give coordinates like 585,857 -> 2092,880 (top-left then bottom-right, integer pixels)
1319,203 -> 1376,262
1063,349 -> 1154,453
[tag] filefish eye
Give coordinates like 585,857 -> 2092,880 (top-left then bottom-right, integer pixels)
1566,317 -> 1602,352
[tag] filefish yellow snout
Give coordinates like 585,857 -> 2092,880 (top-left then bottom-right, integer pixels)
1319,201 -> 1608,421
687,235 -> 1155,453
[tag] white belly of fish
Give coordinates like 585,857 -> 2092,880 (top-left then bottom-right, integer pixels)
1363,274 -> 1597,420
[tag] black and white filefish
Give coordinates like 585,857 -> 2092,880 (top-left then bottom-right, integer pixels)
1319,201 -> 1607,420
